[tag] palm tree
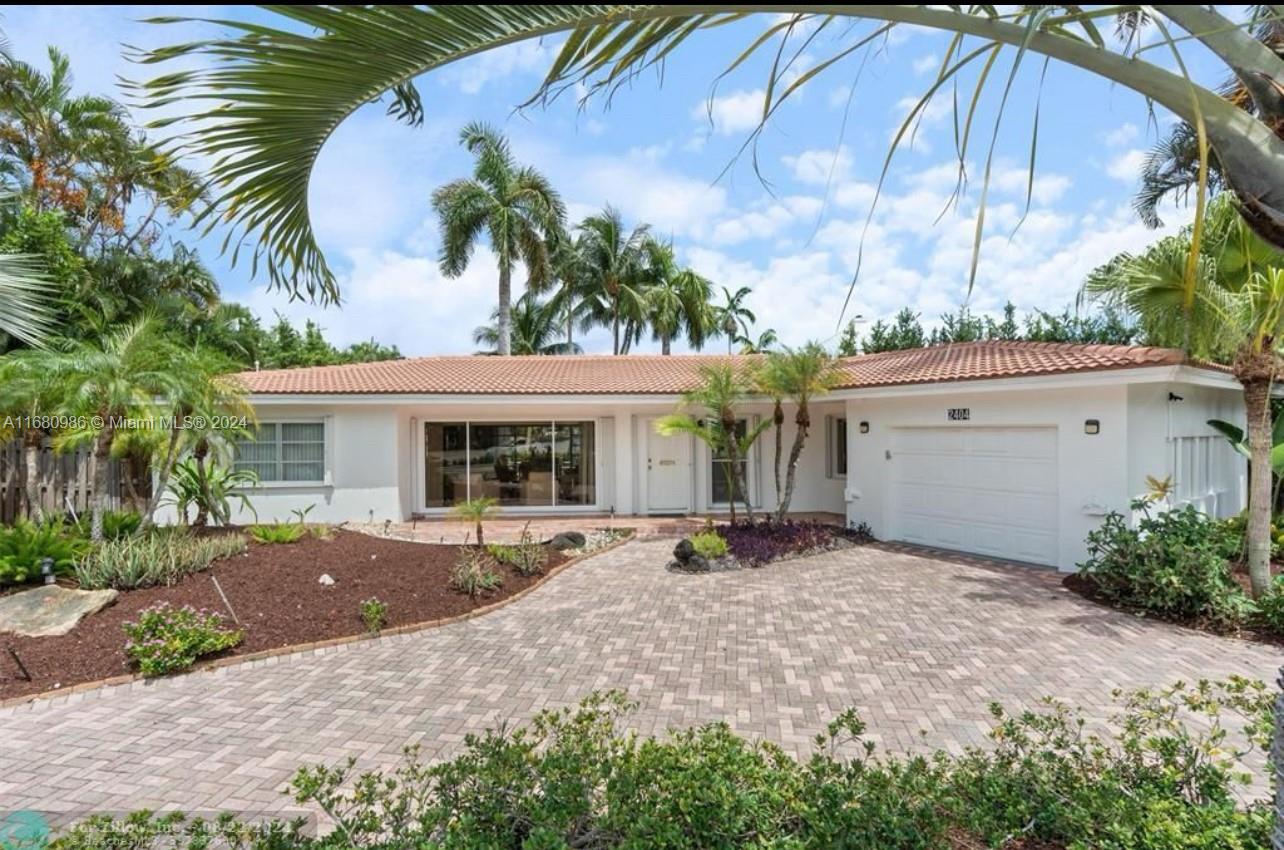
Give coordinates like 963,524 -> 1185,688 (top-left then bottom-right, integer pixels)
473,291 -> 582,355
715,286 -> 756,355
18,319 -> 176,540
655,363 -> 769,523
759,344 -> 840,521
642,239 -> 714,355
548,227 -> 593,353
577,207 -> 651,355
451,496 -> 500,546
737,328 -> 779,354
0,253 -> 53,346
134,7 -> 1284,311
1084,195 -> 1284,597
431,123 -> 565,356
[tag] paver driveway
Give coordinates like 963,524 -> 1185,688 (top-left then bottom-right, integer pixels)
0,539 -> 1277,820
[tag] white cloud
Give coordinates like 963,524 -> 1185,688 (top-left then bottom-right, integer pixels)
438,39 -> 557,94
1106,149 -> 1147,182
1102,122 -> 1140,147
912,53 -> 939,75
692,88 -> 765,135
782,146 -> 853,185
890,94 -> 952,153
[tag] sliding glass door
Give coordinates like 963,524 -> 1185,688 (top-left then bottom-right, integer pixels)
424,420 -> 595,510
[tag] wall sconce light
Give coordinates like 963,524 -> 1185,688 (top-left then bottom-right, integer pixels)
1084,419 -> 1100,435
859,421 -> 869,434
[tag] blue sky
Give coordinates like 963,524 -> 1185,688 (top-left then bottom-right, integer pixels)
2,6 -> 1217,355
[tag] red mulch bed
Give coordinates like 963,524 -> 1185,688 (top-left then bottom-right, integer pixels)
0,530 -> 570,701
1062,563 -> 1284,647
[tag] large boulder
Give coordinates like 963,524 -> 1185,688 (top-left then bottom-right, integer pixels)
548,531 -> 587,551
0,585 -> 118,637
673,538 -> 695,563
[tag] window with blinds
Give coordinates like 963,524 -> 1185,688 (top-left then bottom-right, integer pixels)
233,421 -> 326,483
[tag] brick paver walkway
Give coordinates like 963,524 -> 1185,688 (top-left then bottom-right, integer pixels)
0,539 -> 1277,821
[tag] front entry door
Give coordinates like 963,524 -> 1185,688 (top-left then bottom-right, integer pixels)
646,424 -> 691,514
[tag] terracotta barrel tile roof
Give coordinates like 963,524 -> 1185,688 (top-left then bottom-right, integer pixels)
234,341 -> 1212,396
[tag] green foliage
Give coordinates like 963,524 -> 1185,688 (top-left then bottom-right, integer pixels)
51,678 -> 1271,849
166,458 -> 258,527
0,518 -> 88,586
689,530 -> 728,560
70,509 -> 140,542
857,303 -> 1137,354
449,546 -> 502,598
1253,576 -> 1284,633
359,597 -> 388,634
862,307 -> 927,353
74,528 -> 246,591
1078,501 -> 1251,627
485,524 -> 547,577
450,496 -> 499,546
248,522 -> 305,545
122,603 -> 243,678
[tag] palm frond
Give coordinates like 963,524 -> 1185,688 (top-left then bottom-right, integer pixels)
0,253 -> 54,346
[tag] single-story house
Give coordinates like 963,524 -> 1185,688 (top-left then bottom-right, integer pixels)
212,340 -> 1246,572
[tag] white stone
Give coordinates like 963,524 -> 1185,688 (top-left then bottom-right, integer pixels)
318,574 -> 336,586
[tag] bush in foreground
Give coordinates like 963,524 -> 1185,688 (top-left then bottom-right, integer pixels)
718,520 -> 853,567
75,528 -> 247,590
45,678 -> 1272,849
0,519 -> 89,587
122,603 -> 243,677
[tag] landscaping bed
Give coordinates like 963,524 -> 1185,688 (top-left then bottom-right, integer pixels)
669,520 -> 872,572
0,529 -> 585,701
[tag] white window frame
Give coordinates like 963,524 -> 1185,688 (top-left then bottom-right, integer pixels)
708,416 -> 758,508
826,415 -> 848,479
233,417 -> 330,487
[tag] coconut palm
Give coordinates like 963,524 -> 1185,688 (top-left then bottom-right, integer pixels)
473,290 -> 582,355
576,207 -> 651,355
714,286 -> 756,355
759,344 -> 840,521
642,239 -> 714,355
431,123 -> 565,356
1084,195 -> 1284,597
655,363 -> 769,523
135,7 -> 1284,314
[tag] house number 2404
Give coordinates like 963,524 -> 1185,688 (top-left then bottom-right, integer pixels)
947,408 -> 970,421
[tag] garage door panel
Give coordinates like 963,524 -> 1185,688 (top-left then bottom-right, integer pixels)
890,427 -> 1059,567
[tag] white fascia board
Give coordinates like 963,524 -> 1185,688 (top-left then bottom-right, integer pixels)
245,392 -> 687,406
829,365 -> 1239,400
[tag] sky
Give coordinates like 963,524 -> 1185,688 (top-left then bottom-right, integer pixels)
1,6 -> 1219,356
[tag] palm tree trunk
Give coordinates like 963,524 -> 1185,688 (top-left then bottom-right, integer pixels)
497,264 -> 513,356
722,416 -> 754,523
22,430 -> 43,523
772,400 -> 784,515
192,439 -> 211,528
776,402 -> 812,522
90,422 -> 115,543
140,423 -> 185,532
661,333 -> 671,356
722,462 -> 736,525
612,299 -> 621,356
1244,377 -> 1274,597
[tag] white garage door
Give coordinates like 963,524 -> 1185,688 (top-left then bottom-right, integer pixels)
889,427 -> 1059,566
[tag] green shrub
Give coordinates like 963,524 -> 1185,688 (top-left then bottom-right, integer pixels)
1078,501 -> 1250,627
75,529 -> 247,590
485,524 -> 547,577
70,509 -> 142,541
122,603 -> 243,677
58,678 -> 1269,850
359,597 -> 388,634
1253,576 -> 1284,634
449,546 -> 502,598
689,529 -> 729,560
248,522 -> 305,545
0,519 -> 89,587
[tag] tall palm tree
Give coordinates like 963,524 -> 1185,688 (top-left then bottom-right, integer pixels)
547,227 -> 593,353
473,290 -> 582,355
758,343 -> 840,521
577,207 -> 651,355
655,363 -> 769,523
431,123 -> 565,356
135,7 -> 1284,310
715,286 -> 756,355
642,239 -> 714,355
1085,195 -> 1284,597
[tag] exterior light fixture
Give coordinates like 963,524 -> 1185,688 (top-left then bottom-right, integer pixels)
1084,419 -> 1100,435
859,421 -> 869,434
40,557 -> 55,585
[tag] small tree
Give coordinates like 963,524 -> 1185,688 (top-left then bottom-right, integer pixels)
452,496 -> 500,546
656,363 -> 769,523
762,344 -> 840,522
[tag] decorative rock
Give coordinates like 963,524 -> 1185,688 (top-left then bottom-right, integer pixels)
673,538 -> 695,563
548,531 -> 587,551
318,574 -> 336,586
0,585 -> 118,637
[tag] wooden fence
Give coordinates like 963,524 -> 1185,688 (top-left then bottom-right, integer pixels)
0,439 -> 148,523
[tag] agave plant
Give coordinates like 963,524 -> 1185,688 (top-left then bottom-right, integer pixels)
164,457 -> 259,528
131,7 -> 1284,319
